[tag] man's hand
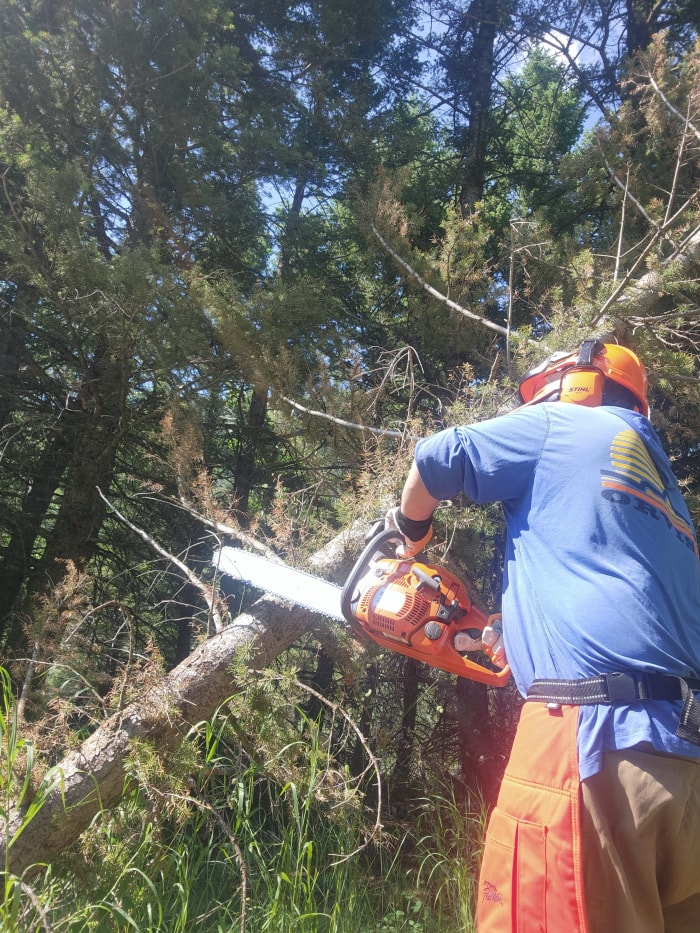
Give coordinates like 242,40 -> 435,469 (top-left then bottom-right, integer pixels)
481,620 -> 507,668
385,506 -> 433,559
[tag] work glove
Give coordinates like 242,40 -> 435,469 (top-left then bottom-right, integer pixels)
481,619 -> 507,669
385,506 -> 433,559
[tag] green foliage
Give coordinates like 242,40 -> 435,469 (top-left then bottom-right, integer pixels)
0,667 -> 63,932
0,671 -> 484,931
0,3 -> 699,926
487,47 -> 585,225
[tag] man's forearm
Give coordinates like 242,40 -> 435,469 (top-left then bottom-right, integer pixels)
400,462 -> 440,521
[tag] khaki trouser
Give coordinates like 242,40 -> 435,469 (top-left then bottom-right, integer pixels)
581,746 -> 700,933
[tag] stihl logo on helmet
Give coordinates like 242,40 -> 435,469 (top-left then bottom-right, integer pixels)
518,339 -> 649,417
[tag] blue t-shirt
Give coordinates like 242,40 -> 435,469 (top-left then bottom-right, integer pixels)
414,403 -> 700,779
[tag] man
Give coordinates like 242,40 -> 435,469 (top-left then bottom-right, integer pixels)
387,340 -> 700,932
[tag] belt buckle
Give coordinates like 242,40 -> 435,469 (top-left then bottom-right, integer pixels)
605,672 -> 640,703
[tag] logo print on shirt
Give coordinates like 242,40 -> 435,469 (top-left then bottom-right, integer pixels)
600,429 -> 696,551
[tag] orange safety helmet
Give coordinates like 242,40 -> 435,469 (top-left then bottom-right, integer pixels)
518,339 -> 649,416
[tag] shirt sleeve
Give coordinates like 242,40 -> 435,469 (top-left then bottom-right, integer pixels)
414,406 -> 549,504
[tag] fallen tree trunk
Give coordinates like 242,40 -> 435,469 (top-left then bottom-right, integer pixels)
1,597 -> 322,877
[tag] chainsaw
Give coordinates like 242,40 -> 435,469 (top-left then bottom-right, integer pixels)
214,523 -> 510,687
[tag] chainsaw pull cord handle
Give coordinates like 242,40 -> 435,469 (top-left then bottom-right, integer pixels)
412,566 -> 441,592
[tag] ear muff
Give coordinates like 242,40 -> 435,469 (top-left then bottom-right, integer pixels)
558,338 -> 605,407
559,368 -> 604,407
519,338 -> 648,415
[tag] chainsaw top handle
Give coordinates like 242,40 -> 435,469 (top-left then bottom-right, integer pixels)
340,526 -> 404,625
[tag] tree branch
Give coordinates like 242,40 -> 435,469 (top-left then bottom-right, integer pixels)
645,69 -> 700,146
98,488 -> 225,634
591,214 -> 700,328
371,223 -> 535,343
278,395 -> 420,441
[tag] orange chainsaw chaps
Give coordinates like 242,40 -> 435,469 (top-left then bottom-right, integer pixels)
476,702 -> 589,933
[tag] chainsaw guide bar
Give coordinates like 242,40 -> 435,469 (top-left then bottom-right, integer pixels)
214,546 -> 345,620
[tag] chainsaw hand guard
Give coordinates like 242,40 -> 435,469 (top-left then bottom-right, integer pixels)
340,529 -> 510,687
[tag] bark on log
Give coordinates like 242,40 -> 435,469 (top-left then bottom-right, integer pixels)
1,597 -> 322,876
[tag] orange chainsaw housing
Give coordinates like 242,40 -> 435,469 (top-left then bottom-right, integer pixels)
340,529 -> 510,687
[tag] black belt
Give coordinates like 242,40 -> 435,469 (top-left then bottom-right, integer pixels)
527,672 -> 700,747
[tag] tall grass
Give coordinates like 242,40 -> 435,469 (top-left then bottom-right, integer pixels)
0,669 -> 486,931
0,666 -> 63,932
414,783 -> 488,932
